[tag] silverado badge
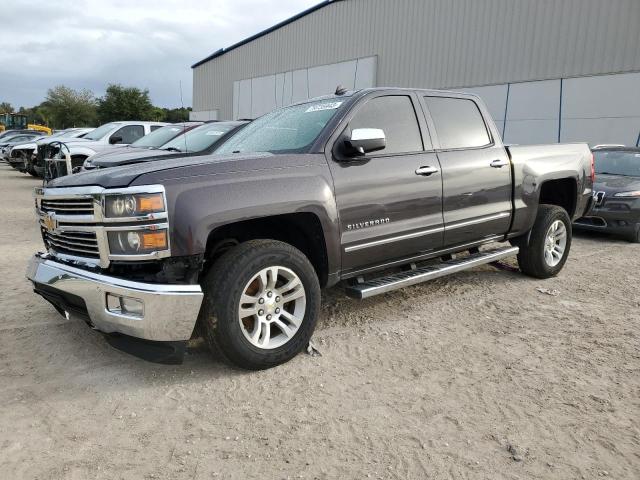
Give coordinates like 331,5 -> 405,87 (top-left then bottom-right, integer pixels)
43,212 -> 58,232
346,218 -> 390,230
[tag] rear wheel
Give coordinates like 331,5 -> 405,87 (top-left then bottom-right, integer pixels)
198,239 -> 320,370
517,204 -> 572,278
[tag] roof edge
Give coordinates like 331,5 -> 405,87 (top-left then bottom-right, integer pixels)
191,0 -> 341,69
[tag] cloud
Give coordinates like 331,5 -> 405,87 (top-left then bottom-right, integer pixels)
0,0 -> 319,109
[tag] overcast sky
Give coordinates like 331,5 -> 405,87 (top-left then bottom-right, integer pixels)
0,0 -> 319,109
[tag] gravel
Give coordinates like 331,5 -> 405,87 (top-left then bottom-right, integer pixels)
1,164 -> 639,479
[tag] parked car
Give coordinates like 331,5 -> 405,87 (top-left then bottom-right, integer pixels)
1,133 -> 44,164
43,121 -> 168,179
27,87 -> 593,369
27,128 -> 95,177
9,128 -> 91,176
574,146 -> 640,242
82,121 -> 248,170
0,129 -> 46,141
81,122 -> 203,170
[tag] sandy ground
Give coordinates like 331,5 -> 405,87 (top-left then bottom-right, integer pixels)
0,163 -> 638,480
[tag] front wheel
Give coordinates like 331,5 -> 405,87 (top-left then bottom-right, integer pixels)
517,205 -> 572,279
198,239 -> 320,370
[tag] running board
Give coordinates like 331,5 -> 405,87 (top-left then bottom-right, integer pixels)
344,246 -> 519,299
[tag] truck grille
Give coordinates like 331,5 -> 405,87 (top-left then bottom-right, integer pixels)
40,198 -> 95,216
44,230 -> 100,258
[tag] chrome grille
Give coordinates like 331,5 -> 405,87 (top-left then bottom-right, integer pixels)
44,230 -> 100,259
40,198 -> 95,216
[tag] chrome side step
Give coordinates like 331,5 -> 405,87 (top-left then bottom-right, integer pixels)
344,246 -> 519,299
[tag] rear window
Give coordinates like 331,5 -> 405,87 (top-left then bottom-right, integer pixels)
425,97 -> 491,149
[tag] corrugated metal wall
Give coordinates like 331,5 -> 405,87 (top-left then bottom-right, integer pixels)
193,0 -> 640,119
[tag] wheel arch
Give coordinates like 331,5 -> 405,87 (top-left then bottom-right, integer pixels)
202,212 -> 330,287
538,177 -> 578,218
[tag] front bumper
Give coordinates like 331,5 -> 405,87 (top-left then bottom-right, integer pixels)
574,211 -> 639,237
26,253 -> 204,341
7,156 -> 25,170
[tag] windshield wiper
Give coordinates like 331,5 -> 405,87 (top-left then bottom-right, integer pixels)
598,171 -> 632,177
163,147 -> 182,152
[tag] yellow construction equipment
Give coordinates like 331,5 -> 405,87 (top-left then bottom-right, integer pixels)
0,113 -> 51,135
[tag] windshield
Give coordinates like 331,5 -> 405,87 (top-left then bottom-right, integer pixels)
161,122 -> 239,153
83,122 -> 121,141
1,135 -> 22,143
216,99 -> 345,155
131,125 -> 187,148
594,150 -> 640,177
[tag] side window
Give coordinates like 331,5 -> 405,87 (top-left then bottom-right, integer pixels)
111,125 -> 144,144
150,125 -> 163,131
349,95 -> 425,155
424,96 -> 491,149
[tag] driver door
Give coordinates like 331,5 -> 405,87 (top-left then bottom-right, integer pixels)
327,93 -> 444,275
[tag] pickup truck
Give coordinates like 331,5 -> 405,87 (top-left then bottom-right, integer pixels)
26,87 -> 593,369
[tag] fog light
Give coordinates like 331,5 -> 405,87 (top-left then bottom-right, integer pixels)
106,293 -> 144,318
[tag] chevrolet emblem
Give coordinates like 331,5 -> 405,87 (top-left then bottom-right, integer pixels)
43,212 -> 58,232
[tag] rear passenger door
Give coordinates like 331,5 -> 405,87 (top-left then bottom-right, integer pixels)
328,92 -> 444,274
422,95 -> 512,247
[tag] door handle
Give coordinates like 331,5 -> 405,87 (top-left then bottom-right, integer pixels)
490,159 -> 509,168
415,166 -> 439,176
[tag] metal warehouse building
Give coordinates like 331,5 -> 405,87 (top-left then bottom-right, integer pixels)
191,0 -> 640,146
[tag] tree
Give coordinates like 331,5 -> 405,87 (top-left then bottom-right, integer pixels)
0,102 -> 13,113
43,85 -> 97,129
97,84 -> 154,123
162,107 -> 191,123
19,104 -> 50,126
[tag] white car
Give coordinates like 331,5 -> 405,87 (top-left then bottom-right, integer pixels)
45,121 -> 168,179
12,128 -> 95,177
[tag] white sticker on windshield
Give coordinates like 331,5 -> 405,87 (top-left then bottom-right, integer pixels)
205,131 -> 225,136
305,101 -> 343,113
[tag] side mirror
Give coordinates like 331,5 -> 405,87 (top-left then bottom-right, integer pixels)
344,128 -> 386,156
109,136 -> 123,144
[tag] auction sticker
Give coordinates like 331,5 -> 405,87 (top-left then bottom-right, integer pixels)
306,101 -> 343,112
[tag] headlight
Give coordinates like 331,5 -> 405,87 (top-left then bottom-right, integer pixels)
104,193 -> 165,218
107,228 -> 168,255
613,191 -> 640,197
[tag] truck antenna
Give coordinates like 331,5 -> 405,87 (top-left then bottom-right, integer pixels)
180,81 -> 188,153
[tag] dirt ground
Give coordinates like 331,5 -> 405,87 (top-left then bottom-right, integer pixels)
0,163 -> 638,480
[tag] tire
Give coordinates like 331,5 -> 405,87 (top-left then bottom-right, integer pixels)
198,239 -> 320,370
517,204 -> 572,279
627,224 -> 640,243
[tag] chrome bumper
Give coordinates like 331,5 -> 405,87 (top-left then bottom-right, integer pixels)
26,254 -> 204,341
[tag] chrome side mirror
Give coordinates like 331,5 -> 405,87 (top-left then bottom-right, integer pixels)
345,128 -> 386,156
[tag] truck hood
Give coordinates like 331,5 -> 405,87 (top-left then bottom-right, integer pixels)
85,147 -> 180,168
593,174 -> 640,194
45,152 -> 319,189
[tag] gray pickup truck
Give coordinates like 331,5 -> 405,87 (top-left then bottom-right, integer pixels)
27,88 -> 593,369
